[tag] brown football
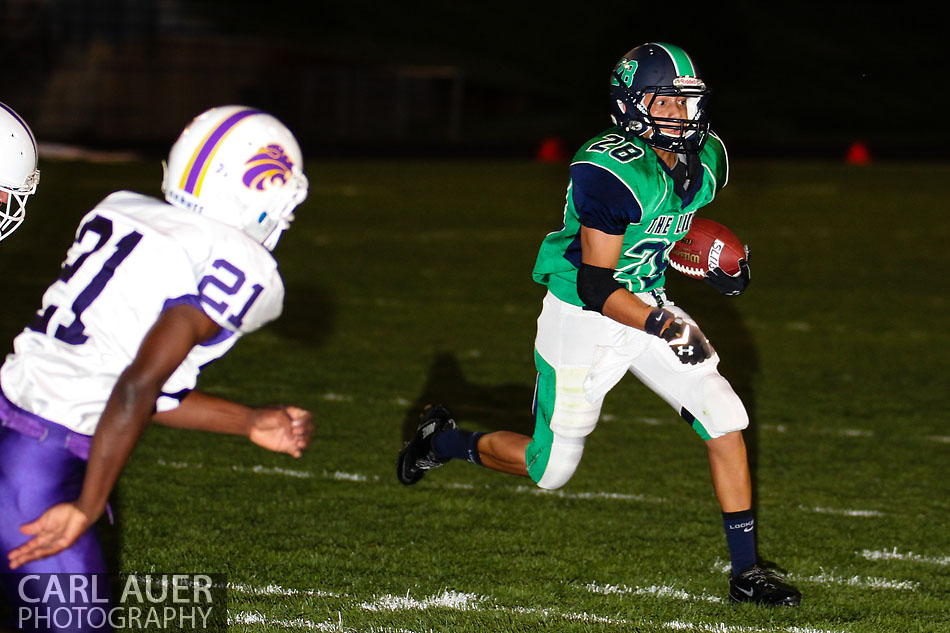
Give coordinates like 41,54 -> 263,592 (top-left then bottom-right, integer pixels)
669,218 -> 746,279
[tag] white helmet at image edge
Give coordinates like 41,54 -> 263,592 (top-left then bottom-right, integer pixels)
0,102 -> 40,242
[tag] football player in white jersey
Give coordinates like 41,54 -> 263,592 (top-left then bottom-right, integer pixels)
0,102 -> 40,242
0,106 -> 313,629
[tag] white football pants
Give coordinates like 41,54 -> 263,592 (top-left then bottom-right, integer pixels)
526,290 -> 748,490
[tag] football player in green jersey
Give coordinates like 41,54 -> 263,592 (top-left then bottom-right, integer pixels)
398,42 -> 800,606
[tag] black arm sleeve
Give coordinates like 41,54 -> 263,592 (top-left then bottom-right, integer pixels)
576,263 -> 625,313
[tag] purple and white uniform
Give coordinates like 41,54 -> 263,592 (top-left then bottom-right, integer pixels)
0,191 -> 283,627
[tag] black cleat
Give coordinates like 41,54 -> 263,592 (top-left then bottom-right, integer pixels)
730,565 -> 801,606
397,404 -> 457,485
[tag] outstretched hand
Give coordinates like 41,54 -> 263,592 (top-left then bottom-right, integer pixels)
8,502 -> 95,570
248,405 -> 314,458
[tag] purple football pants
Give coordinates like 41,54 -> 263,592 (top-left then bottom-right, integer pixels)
1,390 -> 111,632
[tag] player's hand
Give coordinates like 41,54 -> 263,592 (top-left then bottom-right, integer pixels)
248,405 -> 314,458
8,502 -> 94,569
661,317 -> 715,365
704,245 -> 751,296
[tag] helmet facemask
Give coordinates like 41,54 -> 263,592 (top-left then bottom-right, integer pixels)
615,75 -> 711,154
252,170 -> 309,251
636,83 -> 710,153
0,169 -> 38,242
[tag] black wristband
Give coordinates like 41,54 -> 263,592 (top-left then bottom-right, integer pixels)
643,307 -> 672,337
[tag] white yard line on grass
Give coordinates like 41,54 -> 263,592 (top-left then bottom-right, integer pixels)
156,457 -> 661,503
515,485 -> 666,503
711,559 -> 917,593
230,606 -> 843,633
360,590 -> 485,612
360,590 -> 833,632
156,459 -> 376,484
859,547 -> 950,566
233,465 -> 315,479
320,393 -> 354,402
793,571 -> 918,591
229,610 -> 342,631
231,583 -> 844,633
505,604 -> 626,625
664,623 -> 839,633
833,429 -> 873,438
230,610 -> 437,633
156,458 -> 202,469
799,504 -> 885,517
229,582 -> 343,599
586,582 -> 722,603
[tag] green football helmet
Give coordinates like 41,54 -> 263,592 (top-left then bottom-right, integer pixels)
609,43 -> 711,154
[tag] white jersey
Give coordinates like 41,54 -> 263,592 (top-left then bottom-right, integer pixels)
0,191 -> 284,435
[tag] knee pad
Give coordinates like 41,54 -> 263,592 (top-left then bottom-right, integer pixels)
689,374 -> 748,439
527,432 -> 586,490
546,366 -> 602,438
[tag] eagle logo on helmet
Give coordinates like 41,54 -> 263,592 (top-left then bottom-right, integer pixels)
242,144 -> 294,191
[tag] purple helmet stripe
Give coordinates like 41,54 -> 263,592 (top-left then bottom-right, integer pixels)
181,108 -> 262,194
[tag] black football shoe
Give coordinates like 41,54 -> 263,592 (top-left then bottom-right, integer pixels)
397,404 -> 458,485
729,565 -> 802,606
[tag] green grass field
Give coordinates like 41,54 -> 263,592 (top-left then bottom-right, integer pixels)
1,157 -> 948,632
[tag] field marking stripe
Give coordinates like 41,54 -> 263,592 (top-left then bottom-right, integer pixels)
663,623 -> 839,633
228,610 -> 342,631
230,584 -> 844,633
514,485 -> 666,503
227,607 -> 843,633
585,582 -> 722,603
859,548 -> 950,566
799,504 -> 885,517
791,572 -> 918,591
711,558 -> 920,592
229,582 -> 344,598
155,459 -> 661,501
360,590 -> 486,612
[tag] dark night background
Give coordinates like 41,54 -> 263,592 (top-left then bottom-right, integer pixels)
2,1 -> 946,161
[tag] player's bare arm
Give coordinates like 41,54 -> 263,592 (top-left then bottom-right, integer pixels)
153,391 -> 313,458
8,303 -> 218,569
579,225 -> 656,331
580,227 -> 713,365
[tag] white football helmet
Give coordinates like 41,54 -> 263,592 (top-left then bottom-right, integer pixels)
162,105 -> 308,250
0,102 -> 40,242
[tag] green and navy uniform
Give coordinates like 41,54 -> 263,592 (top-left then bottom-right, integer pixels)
525,127 -> 745,489
533,126 -> 729,303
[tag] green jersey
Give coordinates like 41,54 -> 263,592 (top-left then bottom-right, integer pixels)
532,127 -> 729,306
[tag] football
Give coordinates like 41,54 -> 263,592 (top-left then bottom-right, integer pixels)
669,218 -> 746,279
